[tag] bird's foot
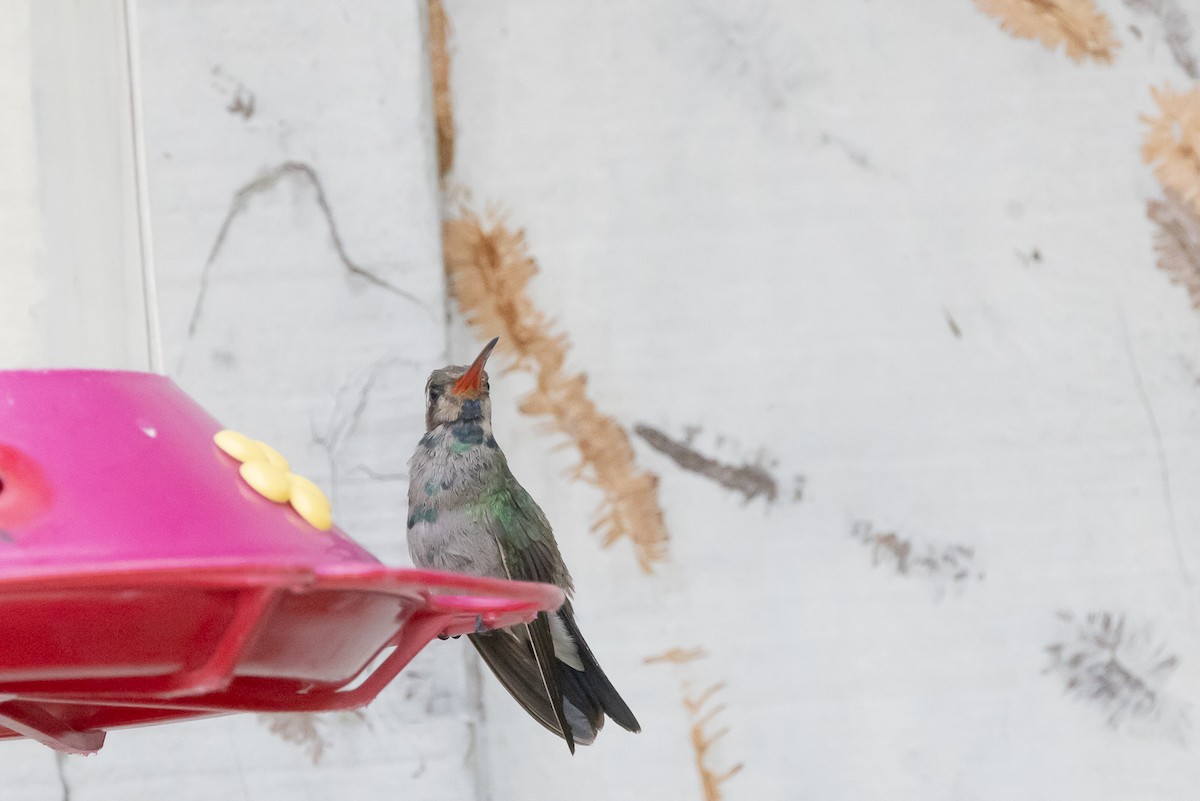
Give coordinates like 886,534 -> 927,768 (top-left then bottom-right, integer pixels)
474,614 -> 490,635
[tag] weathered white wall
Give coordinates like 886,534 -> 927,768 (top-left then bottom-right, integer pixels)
442,1 -> 1200,799
6,0 -> 1200,799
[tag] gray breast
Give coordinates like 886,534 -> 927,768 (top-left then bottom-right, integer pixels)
405,431 -> 507,580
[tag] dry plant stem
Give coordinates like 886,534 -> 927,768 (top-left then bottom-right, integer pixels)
427,0 -> 454,178
1143,85 -> 1200,218
683,681 -> 744,801
443,210 -> 669,572
1044,611 -> 1189,742
974,0 -> 1119,63
258,710 -> 368,764
850,520 -> 982,591
644,646 -> 739,797
259,713 -> 331,764
634,424 -> 780,504
644,646 -> 709,665
1147,191 -> 1200,307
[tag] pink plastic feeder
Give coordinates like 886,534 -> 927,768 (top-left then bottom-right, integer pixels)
0,370 -> 563,754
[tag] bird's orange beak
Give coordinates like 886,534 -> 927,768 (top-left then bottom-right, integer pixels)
452,337 -> 499,397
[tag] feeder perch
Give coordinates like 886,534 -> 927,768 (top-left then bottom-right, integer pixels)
0,370 -> 563,754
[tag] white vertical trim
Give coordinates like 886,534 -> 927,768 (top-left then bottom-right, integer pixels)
0,2 -> 46,367
0,0 -> 156,371
120,0 -> 163,373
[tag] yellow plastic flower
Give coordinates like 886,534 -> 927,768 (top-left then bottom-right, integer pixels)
214,430 -> 333,531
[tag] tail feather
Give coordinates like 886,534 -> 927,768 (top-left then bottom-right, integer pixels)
558,606 -> 641,733
468,606 -> 641,750
559,660 -> 604,733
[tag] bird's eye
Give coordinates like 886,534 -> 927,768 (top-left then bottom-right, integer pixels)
428,386 -> 441,403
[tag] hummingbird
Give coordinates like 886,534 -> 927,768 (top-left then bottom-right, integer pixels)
406,336 -> 640,752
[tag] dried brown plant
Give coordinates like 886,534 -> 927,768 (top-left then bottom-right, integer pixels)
1148,190 -> 1200,307
443,209 -> 669,572
1123,0 -> 1199,78
261,713 -> 329,763
644,646 -> 709,665
974,0 -> 1119,63
258,710 -> 368,764
1045,610 -> 1189,742
683,681 -> 744,801
1144,85 -> 1200,218
635,423 -> 803,505
427,0 -> 454,178
850,520 -> 983,595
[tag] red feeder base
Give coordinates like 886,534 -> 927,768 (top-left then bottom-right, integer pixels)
0,564 -> 562,754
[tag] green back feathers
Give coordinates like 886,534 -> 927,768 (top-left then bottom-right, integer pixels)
469,481 -> 530,541
467,475 -> 567,589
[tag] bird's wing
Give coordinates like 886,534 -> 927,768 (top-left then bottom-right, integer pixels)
469,628 -> 563,733
472,478 -> 575,752
492,479 -> 572,591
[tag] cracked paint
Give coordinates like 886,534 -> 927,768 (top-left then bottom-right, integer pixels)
187,161 -> 430,339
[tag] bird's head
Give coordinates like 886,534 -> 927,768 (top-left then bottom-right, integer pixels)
424,336 -> 499,431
